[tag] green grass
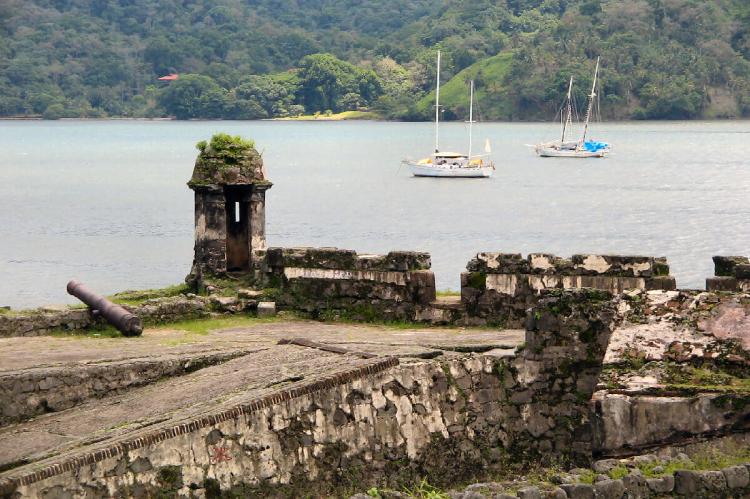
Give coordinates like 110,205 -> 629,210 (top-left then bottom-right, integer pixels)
417,51 -> 514,120
662,364 -> 750,393
110,284 -> 190,306
403,479 -> 450,499
153,314 -> 286,335
607,445 -> 750,480
50,325 -> 124,339
436,290 -> 460,297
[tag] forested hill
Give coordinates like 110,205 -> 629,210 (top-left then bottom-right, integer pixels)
2,0 -> 750,121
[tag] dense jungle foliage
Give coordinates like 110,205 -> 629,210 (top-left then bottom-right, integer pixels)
2,0 -> 750,120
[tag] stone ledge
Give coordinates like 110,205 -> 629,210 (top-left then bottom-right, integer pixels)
267,247 -> 431,271
0,349 -> 255,425
0,356 -> 399,492
467,253 -> 670,278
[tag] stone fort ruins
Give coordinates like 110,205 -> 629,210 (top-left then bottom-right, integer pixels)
0,137 -> 749,498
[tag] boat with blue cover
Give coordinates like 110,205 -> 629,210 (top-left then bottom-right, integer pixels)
535,57 -> 611,158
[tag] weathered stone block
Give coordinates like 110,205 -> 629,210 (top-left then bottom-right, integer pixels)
543,488 -> 567,499
646,475 -> 674,494
528,254 -> 572,275
722,465 -> 750,489
592,459 -> 620,474
621,471 -> 647,497
383,251 -> 431,271
734,264 -> 750,280
257,302 -> 276,317
238,289 -> 263,300
645,276 -> 676,291
560,483 -> 595,498
706,276 -> 738,292
593,479 -> 625,499
674,470 -> 701,495
467,253 -> 529,274
407,270 -> 436,305
571,254 -> 654,277
700,470 -> 728,492
516,486 -> 542,498
713,256 -> 749,277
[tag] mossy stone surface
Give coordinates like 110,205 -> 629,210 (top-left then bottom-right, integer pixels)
189,133 -> 267,187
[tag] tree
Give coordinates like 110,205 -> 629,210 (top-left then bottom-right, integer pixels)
158,75 -> 228,119
298,53 -> 383,113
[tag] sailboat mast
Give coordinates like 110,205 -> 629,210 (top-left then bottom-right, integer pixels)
580,56 -> 600,147
435,50 -> 441,153
561,76 -> 573,144
468,80 -> 474,159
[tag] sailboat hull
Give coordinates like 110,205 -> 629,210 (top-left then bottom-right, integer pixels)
536,147 -> 607,158
407,162 -> 494,178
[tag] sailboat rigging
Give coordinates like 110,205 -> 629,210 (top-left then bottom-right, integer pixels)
534,57 -> 611,158
402,51 -> 495,178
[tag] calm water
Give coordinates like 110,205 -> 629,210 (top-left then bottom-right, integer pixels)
1,120 -> 749,308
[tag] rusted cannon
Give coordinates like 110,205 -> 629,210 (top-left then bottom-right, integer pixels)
66,280 -> 143,336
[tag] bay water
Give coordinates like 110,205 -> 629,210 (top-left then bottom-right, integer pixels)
1,119 -> 748,308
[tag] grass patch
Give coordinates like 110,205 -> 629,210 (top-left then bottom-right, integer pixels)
403,479 -> 450,499
153,314 -> 285,335
110,284 -> 190,306
662,364 -> 750,393
436,289 -> 460,297
50,325 -> 124,339
417,51 -> 514,120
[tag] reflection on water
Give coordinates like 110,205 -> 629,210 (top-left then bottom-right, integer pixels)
1,120 -> 749,308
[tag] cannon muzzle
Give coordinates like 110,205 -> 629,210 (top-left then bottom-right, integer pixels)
67,280 -> 143,336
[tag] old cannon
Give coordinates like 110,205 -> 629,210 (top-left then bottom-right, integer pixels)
66,280 -> 143,336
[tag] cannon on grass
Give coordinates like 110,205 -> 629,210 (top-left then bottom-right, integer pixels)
67,280 -> 143,336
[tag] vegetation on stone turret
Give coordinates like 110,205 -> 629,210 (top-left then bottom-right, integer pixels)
2,0 -> 750,120
189,133 -> 265,186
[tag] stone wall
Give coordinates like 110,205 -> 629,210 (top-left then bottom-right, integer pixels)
265,247 -> 437,321
461,253 -> 675,327
593,392 -> 750,457
0,350 -> 248,426
0,295 -> 210,338
706,255 -> 750,292
0,290 -> 621,497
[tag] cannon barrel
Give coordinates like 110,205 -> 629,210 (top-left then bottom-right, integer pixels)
66,280 -> 143,336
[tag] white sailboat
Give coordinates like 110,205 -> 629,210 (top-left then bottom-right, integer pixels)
535,57 -> 610,158
403,51 -> 495,178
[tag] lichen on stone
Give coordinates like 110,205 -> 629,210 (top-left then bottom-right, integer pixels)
188,133 -> 267,187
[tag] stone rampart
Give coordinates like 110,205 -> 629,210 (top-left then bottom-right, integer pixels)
0,290 -> 621,497
706,255 -> 750,292
461,253 -> 675,327
266,247 -> 436,320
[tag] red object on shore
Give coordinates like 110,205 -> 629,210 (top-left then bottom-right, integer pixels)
158,73 -> 179,81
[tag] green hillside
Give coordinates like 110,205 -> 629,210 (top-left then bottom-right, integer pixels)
2,0 -> 750,120
417,52 -> 514,121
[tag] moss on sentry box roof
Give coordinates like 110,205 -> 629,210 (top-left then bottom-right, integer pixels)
188,133 -> 270,187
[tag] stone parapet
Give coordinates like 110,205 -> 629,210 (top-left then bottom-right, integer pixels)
266,247 -> 436,320
266,247 -> 431,272
461,253 -> 676,327
468,253 -> 671,278
706,256 -> 750,292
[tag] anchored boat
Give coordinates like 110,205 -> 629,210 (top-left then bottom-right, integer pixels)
535,57 -> 610,158
403,51 -> 495,178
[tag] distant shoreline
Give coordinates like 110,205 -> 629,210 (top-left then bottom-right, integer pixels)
1,116 -> 750,124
